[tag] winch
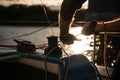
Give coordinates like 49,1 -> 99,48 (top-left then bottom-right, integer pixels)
44,36 -> 62,58
14,39 -> 36,54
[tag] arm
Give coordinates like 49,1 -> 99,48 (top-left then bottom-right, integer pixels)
81,17 -> 120,35
59,0 -> 86,44
59,0 -> 86,35
95,18 -> 120,32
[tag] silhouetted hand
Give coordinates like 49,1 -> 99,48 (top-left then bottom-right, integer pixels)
60,33 -> 77,44
81,20 -> 97,35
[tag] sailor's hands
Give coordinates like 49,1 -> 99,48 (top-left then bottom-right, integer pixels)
60,33 -> 77,44
81,20 -> 97,35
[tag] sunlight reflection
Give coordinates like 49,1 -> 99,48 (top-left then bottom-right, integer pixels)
69,27 -> 93,53
64,27 -> 94,61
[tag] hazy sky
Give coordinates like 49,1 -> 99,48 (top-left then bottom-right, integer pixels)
0,0 -> 88,10
0,0 -> 62,6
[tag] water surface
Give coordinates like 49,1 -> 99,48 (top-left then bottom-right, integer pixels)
0,26 -> 94,61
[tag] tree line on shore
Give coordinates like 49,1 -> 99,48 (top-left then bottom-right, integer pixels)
0,4 -> 86,26
0,4 -> 58,22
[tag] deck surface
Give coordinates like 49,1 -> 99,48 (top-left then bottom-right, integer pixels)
96,65 -> 113,80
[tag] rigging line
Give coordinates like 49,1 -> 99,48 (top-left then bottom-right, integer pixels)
43,46 -> 58,80
40,0 -> 55,35
59,44 -> 70,80
103,22 -> 111,80
0,22 -> 58,42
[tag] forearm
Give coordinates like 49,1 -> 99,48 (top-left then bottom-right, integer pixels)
95,18 -> 120,32
59,0 -> 86,35
59,14 -> 74,35
60,0 -> 85,20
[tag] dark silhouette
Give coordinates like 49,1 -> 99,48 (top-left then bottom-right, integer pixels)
0,4 -> 58,26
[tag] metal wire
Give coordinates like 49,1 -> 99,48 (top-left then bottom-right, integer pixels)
40,0 -> 55,35
0,22 -> 58,42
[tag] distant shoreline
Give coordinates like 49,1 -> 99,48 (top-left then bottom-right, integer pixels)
0,21 -> 86,27
0,21 -> 58,26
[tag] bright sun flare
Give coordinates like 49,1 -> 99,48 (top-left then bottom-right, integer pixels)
65,27 -> 93,54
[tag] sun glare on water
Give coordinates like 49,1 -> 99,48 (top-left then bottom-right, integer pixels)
62,27 -> 94,61
64,27 -> 94,55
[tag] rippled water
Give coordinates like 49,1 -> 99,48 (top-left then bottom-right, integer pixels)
0,25 -> 94,61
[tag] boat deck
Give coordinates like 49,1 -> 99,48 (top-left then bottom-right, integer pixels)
0,61 -> 58,80
0,51 -> 113,80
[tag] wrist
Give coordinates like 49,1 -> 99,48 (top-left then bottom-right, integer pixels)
60,33 -> 69,37
96,21 -> 106,32
60,26 -> 69,36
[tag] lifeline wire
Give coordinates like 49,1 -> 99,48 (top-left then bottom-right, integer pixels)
38,1 -> 63,79
0,27 -> 47,41
43,44 -> 70,80
43,46 -> 58,80
40,0 -> 55,35
59,44 -> 70,80
0,22 -> 57,42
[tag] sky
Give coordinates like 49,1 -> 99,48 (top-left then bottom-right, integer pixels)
0,0 -> 62,6
0,0 -> 88,10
